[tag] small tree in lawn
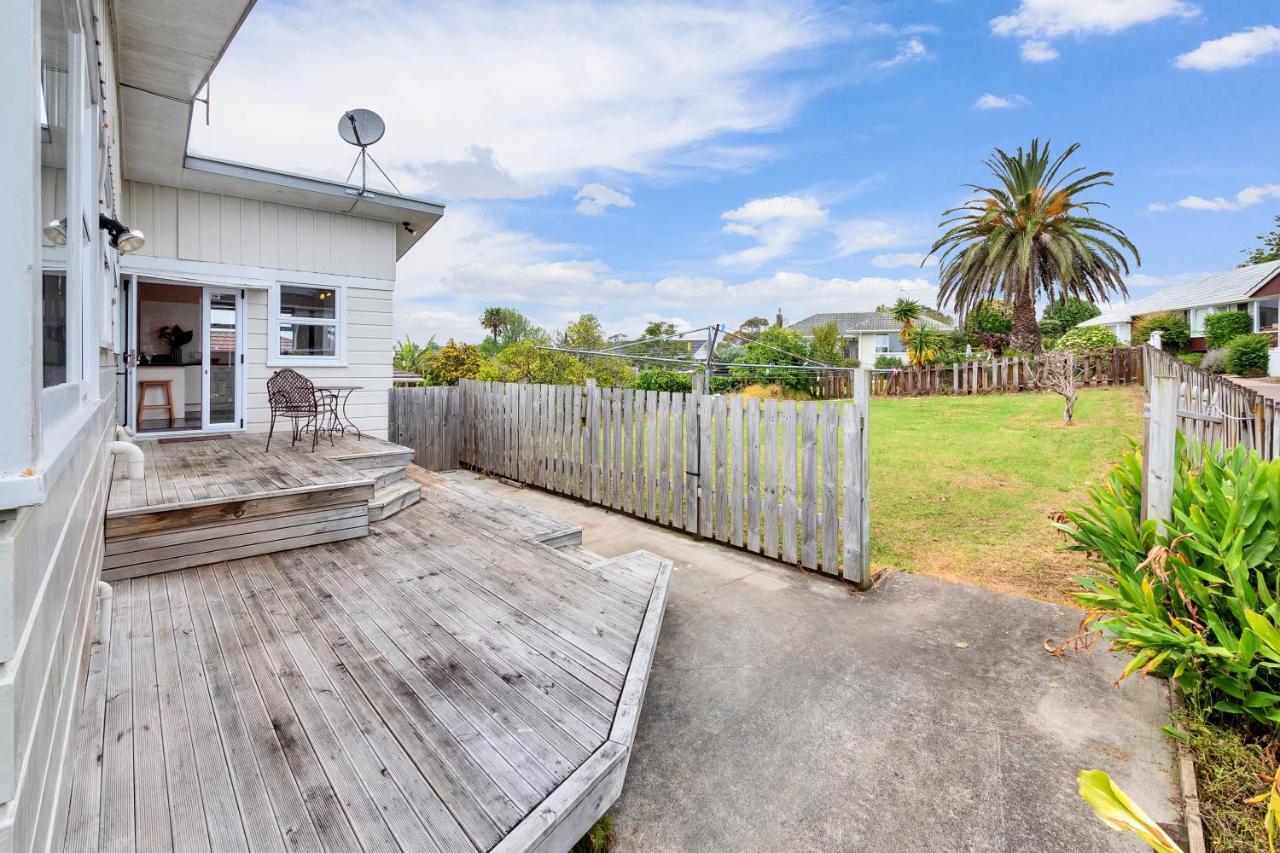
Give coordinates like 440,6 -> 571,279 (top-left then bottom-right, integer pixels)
809,322 -> 845,366
1036,350 -> 1077,424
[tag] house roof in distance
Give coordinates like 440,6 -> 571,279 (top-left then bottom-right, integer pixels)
1082,259 -> 1280,327
788,311 -> 954,335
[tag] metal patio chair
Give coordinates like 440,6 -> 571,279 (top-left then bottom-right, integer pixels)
265,368 -> 335,451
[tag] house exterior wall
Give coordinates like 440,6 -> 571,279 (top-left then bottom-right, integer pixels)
118,180 -> 397,281
1,1 -> 118,850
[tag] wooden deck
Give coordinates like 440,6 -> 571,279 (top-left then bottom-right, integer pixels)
68,470 -> 670,852
104,433 -> 421,580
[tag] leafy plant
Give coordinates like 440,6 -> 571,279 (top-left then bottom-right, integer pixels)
929,139 -> 1139,353
1241,214 -> 1280,267
1052,326 -> 1120,356
1133,312 -> 1191,353
480,307 -> 508,347
1202,347 -> 1230,374
1247,765 -> 1280,853
428,339 -> 484,386
1228,334 -> 1273,375
1061,440 -> 1280,725
631,369 -> 693,393
1205,311 -> 1255,349
904,325 -> 945,366
889,298 -> 922,341
874,355 -> 903,369
1176,353 -> 1203,367
571,814 -> 615,853
1077,769 -> 1183,852
809,321 -> 846,366
1042,296 -> 1102,331
727,326 -> 814,393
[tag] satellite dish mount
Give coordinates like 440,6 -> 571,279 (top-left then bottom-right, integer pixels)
339,108 -> 400,196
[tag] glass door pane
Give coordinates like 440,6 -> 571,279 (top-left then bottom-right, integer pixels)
205,290 -> 239,428
135,281 -> 203,433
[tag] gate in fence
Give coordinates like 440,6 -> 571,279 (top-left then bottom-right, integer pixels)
392,378 -> 873,587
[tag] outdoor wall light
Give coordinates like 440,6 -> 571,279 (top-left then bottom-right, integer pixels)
43,218 -> 68,246
98,214 -> 146,253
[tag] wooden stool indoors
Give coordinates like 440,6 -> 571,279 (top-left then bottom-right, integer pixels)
136,379 -> 176,428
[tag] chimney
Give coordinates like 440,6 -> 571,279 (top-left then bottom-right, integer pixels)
775,307 -> 783,328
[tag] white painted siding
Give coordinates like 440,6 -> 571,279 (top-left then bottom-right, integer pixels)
246,287 -> 393,439
121,180 -> 397,281
0,391 -> 113,853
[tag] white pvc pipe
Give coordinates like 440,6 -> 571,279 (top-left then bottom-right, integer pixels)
96,581 -> 113,646
109,440 -> 144,480
115,425 -> 133,441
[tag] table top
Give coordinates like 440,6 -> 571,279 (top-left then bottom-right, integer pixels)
314,384 -> 364,391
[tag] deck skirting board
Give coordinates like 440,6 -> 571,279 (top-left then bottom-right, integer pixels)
102,504 -> 369,580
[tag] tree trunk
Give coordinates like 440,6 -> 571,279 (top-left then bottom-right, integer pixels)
1011,294 -> 1041,354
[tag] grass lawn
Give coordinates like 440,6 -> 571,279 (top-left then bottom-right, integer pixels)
868,385 -> 1145,604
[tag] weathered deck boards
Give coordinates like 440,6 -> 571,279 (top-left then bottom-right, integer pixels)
103,433 -> 418,580
69,472 -> 671,853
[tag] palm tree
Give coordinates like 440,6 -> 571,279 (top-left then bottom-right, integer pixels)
480,307 -> 508,347
928,139 -> 1139,353
904,325 -> 944,367
889,298 -> 922,343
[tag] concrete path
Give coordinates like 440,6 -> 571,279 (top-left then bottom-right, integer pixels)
450,472 -> 1180,853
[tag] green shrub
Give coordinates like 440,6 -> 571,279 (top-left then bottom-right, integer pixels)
1052,326 -> 1121,356
874,355 -> 903,369
1202,348 -> 1229,374
1176,353 -> 1203,367
709,375 -> 739,394
1133,311 -> 1191,353
1062,440 -> 1280,725
630,369 -> 693,393
1041,296 -> 1102,331
1227,334 -> 1272,375
1204,311 -> 1254,349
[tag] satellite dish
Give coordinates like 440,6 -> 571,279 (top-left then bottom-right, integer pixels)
338,109 -> 385,148
337,109 -> 400,196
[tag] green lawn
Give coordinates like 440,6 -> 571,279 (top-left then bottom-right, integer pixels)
868,385 -> 1144,603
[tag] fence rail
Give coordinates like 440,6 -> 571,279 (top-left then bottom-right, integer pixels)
870,347 -> 1143,397
1142,345 -> 1278,458
438,378 -> 872,585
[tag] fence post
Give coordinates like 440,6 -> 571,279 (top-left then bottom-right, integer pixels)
585,379 -> 598,503
842,369 -> 872,589
1142,374 -> 1178,534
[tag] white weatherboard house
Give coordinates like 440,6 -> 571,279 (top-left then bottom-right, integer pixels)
788,311 -> 955,365
1082,260 -> 1280,356
1,1 -> 440,849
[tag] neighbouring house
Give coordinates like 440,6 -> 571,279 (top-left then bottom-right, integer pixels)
787,311 -> 955,364
1081,260 -> 1280,356
1,1 -> 444,848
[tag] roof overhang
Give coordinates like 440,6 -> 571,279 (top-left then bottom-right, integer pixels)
183,156 -> 443,257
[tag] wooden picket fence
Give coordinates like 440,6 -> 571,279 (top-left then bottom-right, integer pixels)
1143,345 -> 1280,459
871,347 -> 1143,397
389,385 -> 462,470
451,378 -> 872,585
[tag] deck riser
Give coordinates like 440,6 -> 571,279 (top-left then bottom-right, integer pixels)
106,483 -> 374,538
332,450 -> 415,471
103,504 -> 370,580
368,487 -> 421,522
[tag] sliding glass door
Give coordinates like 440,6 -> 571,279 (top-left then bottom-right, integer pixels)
203,288 -> 242,430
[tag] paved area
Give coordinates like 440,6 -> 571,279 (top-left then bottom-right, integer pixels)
454,472 -> 1180,853
1230,375 -> 1280,401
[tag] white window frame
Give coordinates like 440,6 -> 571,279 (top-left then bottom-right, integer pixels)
267,281 -> 346,367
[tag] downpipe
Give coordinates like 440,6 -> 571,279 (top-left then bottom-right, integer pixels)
108,439 -> 144,480
95,581 -> 113,646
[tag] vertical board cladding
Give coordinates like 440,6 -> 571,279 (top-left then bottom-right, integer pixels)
245,286 -> 393,439
0,396 -> 114,852
121,181 -> 397,281
429,382 -> 871,586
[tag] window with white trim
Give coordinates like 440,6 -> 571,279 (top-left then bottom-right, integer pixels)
269,283 -> 344,364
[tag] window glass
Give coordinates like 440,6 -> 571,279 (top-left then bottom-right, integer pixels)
278,323 -> 337,357
1259,300 -> 1279,333
280,285 -> 337,319
42,273 -> 68,387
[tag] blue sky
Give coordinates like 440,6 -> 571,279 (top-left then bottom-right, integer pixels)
190,0 -> 1280,343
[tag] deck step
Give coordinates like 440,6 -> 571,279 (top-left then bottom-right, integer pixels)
331,446 -> 415,471
363,464 -> 407,491
369,480 -> 421,522
555,545 -> 607,568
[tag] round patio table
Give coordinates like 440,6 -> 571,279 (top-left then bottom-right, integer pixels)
314,384 -> 363,440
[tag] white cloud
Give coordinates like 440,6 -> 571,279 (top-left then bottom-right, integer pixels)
717,194 -> 829,268
871,252 -> 938,269
834,218 -> 924,256
973,92 -> 1030,110
574,183 -> 635,215
875,37 -> 931,69
1019,39 -> 1059,61
653,276 -> 729,302
1176,25 -> 1280,72
991,0 -> 1197,62
191,0 -> 834,200
1150,184 -> 1280,212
